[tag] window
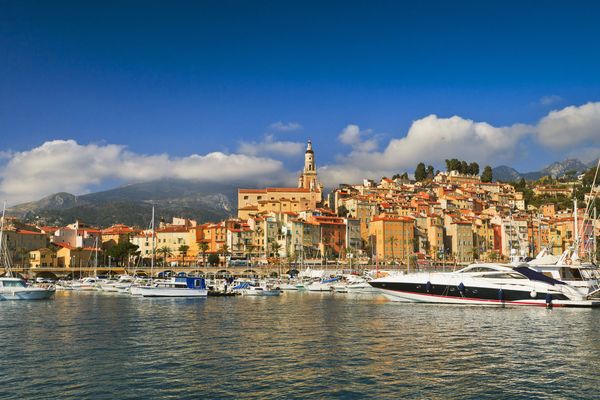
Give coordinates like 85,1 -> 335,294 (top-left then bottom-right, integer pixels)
244,196 -> 249,200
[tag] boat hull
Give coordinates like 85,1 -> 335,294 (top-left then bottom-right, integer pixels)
137,287 -> 207,297
376,287 -> 600,307
0,288 -> 55,300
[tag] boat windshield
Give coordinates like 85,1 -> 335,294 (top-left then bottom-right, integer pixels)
2,280 -> 27,288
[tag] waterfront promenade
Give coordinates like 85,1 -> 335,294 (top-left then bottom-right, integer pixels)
2,262 -> 463,279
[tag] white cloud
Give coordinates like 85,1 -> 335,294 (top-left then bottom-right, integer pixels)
537,102 -> 600,148
0,140 -> 286,205
267,121 -> 302,132
539,95 -> 563,106
238,134 -> 305,157
338,124 -> 378,152
320,115 -> 532,185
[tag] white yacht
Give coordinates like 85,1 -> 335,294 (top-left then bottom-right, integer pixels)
0,277 -> 55,300
526,248 -> 600,297
136,277 -> 208,297
307,277 -> 338,292
70,277 -> 99,291
369,263 -> 600,307
0,203 -> 55,300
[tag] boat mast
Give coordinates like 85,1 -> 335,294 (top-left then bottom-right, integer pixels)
573,199 -> 579,259
0,201 -> 7,277
151,205 -> 155,282
94,236 -> 98,277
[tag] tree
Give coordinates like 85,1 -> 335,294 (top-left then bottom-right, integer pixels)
481,165 -> 493,182
157,246 -> 173,267
106,241 -> 139,267
414,162 -> 427,182
198,242 -> 209,266
178,244 -> 189,266
426,165 -> 435,178
445,158 -> 461,172
468,162 -> 479,176
220,244 -> 229,266
459,161 -> 469,174
207,253 -> 220,266
270,241 -> 282,258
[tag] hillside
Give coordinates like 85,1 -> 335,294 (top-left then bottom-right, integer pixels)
8,179 -> 240,227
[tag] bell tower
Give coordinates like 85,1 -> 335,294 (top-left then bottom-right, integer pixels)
299,140 -> 319,191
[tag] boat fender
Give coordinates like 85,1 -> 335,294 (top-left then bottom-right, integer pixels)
498,288 -> 504,301
426,281 -> 432,293
545,293 -> 553,307
530,290 -> 537,298
457,282 -> 465,293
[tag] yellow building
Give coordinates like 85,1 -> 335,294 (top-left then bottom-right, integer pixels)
101,224 -> 136,246
29,248 -> 57,269
427,215 -> 445,259
369,215 -> 415,263
55,244 -> 100,269
238,140 -> 322,219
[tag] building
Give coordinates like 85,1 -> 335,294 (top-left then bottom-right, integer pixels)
369,215 -> 415,263
237,140 -> 323,219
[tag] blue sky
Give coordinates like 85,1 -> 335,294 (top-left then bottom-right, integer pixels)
1,1 -> 600,204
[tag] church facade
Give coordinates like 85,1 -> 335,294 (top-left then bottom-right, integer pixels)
237,140 -> 323,219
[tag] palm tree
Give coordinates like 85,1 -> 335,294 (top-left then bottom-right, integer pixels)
198,242 -> 209,266
157,246 -> 173,267
220,244 -> 229,267
178,244 -> 189,267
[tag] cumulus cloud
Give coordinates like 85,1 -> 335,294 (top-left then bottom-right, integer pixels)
319,115 -> 532,185
0,140 -> 286,205
537,102 -> 600,148
267,121 -> 302,132
238,134 -> 305,157
338,124 -> 378,152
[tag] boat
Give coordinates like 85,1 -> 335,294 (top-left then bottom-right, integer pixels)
279,282 -> 299,291
233,281 -> 280,296
0,203 -> 55,300
0,277 -> 55,300
70,277 -> 99,291
136,277 -> 208,297
369,263 -> 600,307
307,277 -> 338,292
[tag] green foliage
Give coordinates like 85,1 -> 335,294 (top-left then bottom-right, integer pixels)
426,165 -> 435,178
414,162 -> 427,182
207,253 -> 220,266
106,241 -> 139,266
481,165 -> 493,182
445,158 -> 481,175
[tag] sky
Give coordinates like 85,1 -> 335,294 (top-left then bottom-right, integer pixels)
1,0 -> 600,205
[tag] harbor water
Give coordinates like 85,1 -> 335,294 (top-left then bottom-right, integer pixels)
1,291 -> 600,399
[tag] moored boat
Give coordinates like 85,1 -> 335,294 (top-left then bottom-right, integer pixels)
369,263 -> 600,307
137,277 -> 208,297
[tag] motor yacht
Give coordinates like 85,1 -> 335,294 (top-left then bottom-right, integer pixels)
136,277 -> 208,297
0,277 -> 55,300
369,263 -> 600,307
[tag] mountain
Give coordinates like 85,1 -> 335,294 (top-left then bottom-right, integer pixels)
7,179 -> 241,227
490,166 -> 521,182
493,158 -> 591,182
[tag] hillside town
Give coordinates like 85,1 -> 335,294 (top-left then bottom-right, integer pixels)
1,140 -> 598,277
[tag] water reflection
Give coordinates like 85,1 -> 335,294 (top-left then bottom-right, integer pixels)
0,291 -> 599,399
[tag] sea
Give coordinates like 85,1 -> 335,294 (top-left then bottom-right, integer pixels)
1,291 -> 599,399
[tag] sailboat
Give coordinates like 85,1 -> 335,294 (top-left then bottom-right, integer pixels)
0,202 -> 55,300
130,206 -> 208,297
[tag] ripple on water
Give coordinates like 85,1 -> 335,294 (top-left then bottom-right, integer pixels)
1,291 -> 600,399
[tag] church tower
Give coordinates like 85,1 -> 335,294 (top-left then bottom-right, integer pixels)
298,140 -> 319,191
